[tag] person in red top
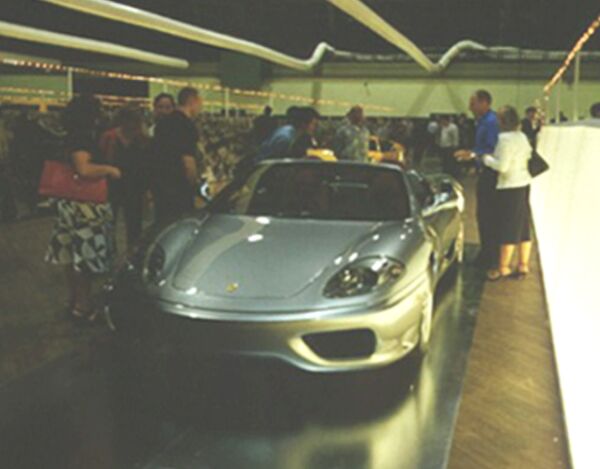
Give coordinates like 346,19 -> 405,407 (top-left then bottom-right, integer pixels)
46,95 -> 121,323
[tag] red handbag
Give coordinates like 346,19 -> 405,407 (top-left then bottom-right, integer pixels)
38,160 -> 108,204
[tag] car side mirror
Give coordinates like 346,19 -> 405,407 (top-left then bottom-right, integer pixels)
422,192 -> 456,218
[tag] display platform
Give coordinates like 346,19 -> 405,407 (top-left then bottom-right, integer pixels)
0,251 -> 484,469
533,121 -> 600,469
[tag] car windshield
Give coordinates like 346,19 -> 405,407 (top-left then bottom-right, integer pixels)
210,163 -> 411,222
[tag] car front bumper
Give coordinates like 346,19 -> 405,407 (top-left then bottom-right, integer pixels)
109,274 -> 431,373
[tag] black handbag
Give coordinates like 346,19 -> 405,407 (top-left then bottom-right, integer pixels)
528,151 -> 549,178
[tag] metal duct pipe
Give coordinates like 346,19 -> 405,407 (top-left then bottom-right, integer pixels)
40,0 -> 555,74
42,0 -> 334,71
327,0 -> 438,72
0,20 -> 188,69
328,0 -> 507,73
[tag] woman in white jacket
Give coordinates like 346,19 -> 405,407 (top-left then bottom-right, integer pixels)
482,106 -> 532,281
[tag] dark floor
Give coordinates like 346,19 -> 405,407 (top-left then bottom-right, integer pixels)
0,158 -> 569,468
0,216 -> 106,385
0,261 -> 481,469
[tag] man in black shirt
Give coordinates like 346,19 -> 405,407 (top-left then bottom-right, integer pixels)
152,87 -> 201,224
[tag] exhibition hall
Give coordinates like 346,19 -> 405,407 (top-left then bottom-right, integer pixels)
0,1 -> 599,468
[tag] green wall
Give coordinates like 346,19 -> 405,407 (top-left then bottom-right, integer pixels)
265,77 -> 600,118
149,60 -> 600,118
0,74 -> 68,99
5,62 -> 599,120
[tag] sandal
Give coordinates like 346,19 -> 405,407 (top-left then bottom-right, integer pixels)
515,265 -> 530,280
487,268 -> 513,281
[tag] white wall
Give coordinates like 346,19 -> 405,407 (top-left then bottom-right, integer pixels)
533,123 -> 600,469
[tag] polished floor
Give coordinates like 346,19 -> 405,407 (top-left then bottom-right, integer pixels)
0,165 -> 569,469
449,240 -> 570,468
0,261 -> 481,469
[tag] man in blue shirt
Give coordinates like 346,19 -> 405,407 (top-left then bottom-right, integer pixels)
256,107 -> 321,161
454,90 -> 500,268
255,107 -> 299,162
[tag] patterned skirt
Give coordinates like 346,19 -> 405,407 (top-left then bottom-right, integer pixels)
45,199 -> 115,274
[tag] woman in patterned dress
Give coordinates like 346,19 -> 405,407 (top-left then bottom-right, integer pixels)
45,95 -> 121,322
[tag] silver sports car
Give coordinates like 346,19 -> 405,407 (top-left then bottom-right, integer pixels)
108,160 -> 464,372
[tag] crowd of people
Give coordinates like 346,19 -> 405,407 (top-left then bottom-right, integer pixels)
4,84 -> 589,321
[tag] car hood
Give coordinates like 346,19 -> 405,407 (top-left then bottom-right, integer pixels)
168,214 -> 382,300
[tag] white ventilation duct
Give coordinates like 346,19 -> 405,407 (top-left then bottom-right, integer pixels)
327,0 -> 438,72
41,0 -> 547,73
327,0 -> 496,73
0,20 -> 188,68
42,0 -> 334,71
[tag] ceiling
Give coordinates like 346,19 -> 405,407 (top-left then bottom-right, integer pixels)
1,0 -> 599,67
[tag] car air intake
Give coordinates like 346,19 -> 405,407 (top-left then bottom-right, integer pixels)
303,329 -> 376,360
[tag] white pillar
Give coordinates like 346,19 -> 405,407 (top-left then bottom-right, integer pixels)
573,52 -> 581,122
555,79 -> 561,123
542,94 -> 550,125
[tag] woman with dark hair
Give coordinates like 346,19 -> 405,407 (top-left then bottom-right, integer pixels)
482,105 -> 533,281
45,95 -> 121,322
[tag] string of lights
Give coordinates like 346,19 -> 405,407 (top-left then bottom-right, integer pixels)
544,13 -> 600,94
0,88 -> 301,113
0,56 -> 395,113
0,85 -> 65,96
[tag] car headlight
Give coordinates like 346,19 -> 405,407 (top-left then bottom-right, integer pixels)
324,257 -> 405,298
143,244 -> 166,283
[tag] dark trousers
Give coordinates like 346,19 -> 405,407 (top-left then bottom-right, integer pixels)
441,147 -> 459,178
113,190 -> 144,249
0,173 -> 18,222
476,168 -> 499,267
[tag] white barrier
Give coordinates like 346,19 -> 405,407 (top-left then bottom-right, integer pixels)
533,122 -> 600,469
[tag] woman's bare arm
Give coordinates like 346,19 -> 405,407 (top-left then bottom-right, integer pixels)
72,151 -> 120,179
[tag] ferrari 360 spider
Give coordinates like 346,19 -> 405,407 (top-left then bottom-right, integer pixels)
108,160 -> 464,372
